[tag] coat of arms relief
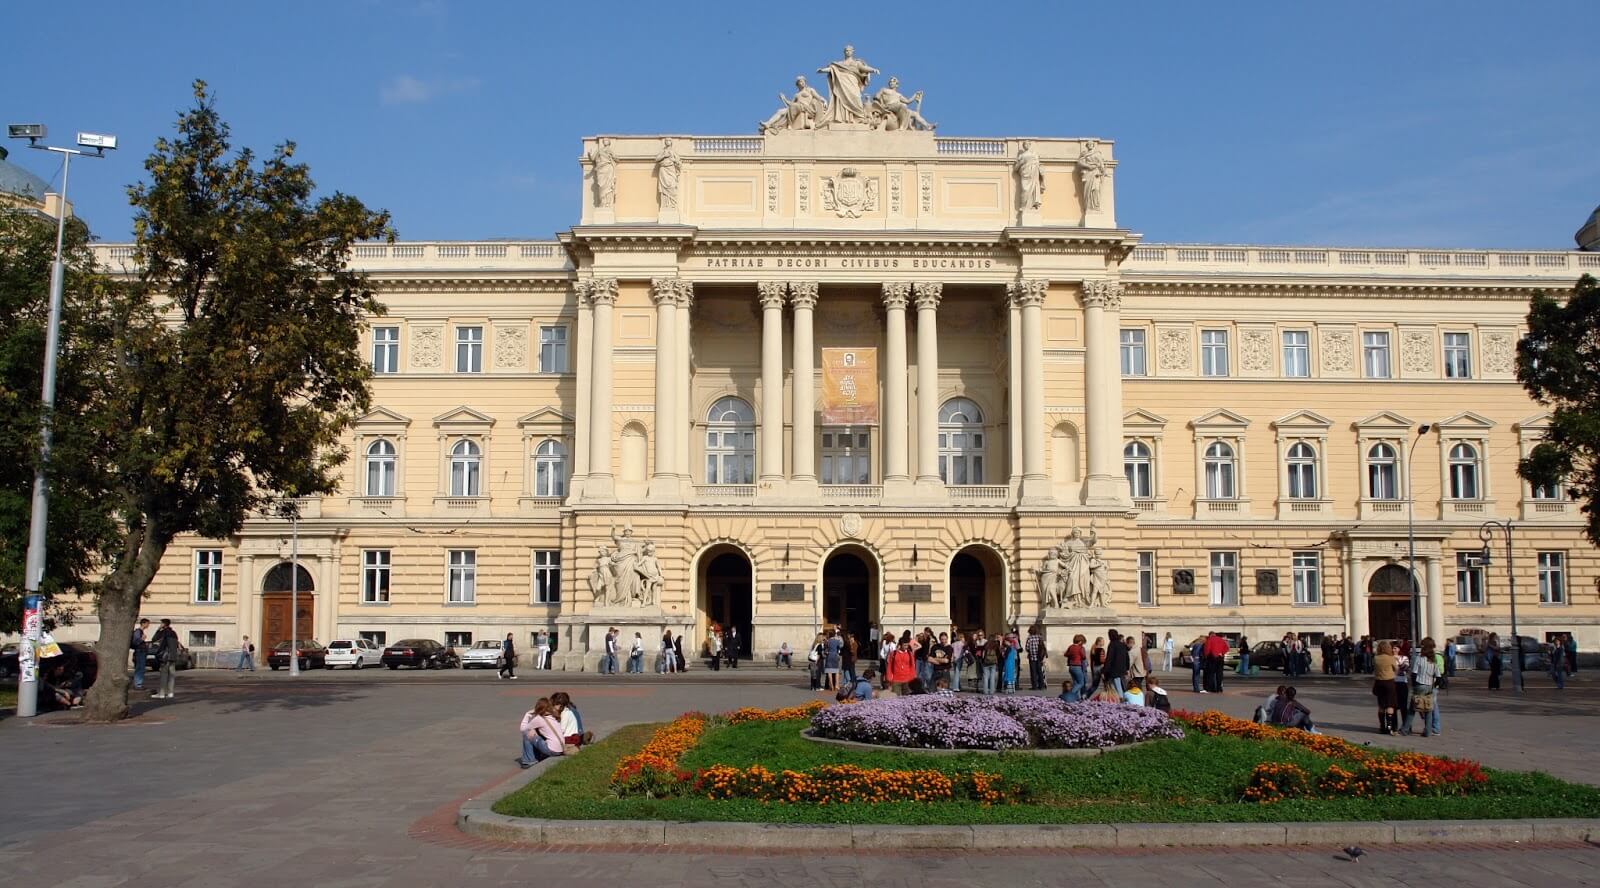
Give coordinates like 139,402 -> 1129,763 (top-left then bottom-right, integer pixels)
821,168 -> 879,218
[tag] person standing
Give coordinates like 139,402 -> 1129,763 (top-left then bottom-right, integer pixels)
808,633 -> 826,691
1443,637 -> 1458,680
628,632 -> 644,673
1066,635 -> 1088,701
1090,636 -> 1106,694
1549,640 -> 1568,690
1201,631 -> 1228,693
1486,632 -> 1502,690
1403,637 -> 1441,736
708,626 -> 722,671
977,632 -> 1000,695
535,631 -> 551,670
1235,634 -> 1251,676
150,619 -> 180,700
1161,632 -> 1174,672
1025,625 -> 1046,691
1104,629 -> 1130,695
606,628 -> 621,675
499,632 -> 517,680
130,618 -> 150,690
842,634 -> 859,686
823,628 -> 843,690
1372,640 -> 1399,734
1128,633 -> 1150,689
1001,633 -> 1019,694
236,635 -> 255,672
725,625 -> 740,669
1564,633 -> 1578,677
659,631 -> 676,674
948,633 -> 966,693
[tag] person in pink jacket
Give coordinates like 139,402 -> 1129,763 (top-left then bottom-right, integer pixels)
518,697 -> 568,768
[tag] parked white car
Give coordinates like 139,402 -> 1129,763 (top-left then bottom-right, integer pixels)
325,638 -> 383,669
461,640 -> 507,670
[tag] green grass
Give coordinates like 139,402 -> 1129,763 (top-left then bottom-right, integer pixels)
493,718 -> 1600,825
0,687 -> 15,710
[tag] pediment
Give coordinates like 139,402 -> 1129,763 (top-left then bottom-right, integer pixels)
518,407 -> 575,428
1123,408 -> 1169,429
1516,412 -> 1552,432
353,406 -> 411,428
1353,410 -> 1415,431
1189,408 -> 1250,430
432,406 -> 496,428
1435,411 -> 1496,431
1272,409 -> 1332,430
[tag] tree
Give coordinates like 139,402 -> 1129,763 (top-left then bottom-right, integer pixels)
82,81 -> 391,721
1517,273 -> 1600,546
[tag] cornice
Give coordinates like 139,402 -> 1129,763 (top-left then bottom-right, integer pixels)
1124,279 -> 1551,300
371,275 -> 573,293
1002,227 -> 1142,259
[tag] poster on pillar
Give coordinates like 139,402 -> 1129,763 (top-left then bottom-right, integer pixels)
821,348 -> 879,425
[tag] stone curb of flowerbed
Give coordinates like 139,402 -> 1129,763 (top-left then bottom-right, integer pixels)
799,728 -> 1158,757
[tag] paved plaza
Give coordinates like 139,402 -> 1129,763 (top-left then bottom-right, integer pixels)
3,666 -> 1598,886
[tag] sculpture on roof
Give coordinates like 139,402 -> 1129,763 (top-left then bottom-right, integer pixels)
760,46 -> 935,133
1078,140 -> 1108,213
871,77 -> 935,131
586,138 -> 617,208
818,44 -> 879,126
655,138 -> 681,210
1015,140 -> 1044,211
761,76 -> 827,134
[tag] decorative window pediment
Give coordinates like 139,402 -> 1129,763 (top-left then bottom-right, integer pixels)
1272,409 -> 1332,432
1435,411 -> 1496,432
353,407 -> 412,435
1190,408 -> 1250,432
517,407 -> 575,435
432,405 -> 496,432
1515,412 -> 1552,434
1353,410 -> 1415,433
1123,408 -> 1169,434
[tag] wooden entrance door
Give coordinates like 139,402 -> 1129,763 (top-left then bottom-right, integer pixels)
262,594 -> 315,654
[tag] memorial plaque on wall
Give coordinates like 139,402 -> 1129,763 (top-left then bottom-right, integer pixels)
1255,569 -> 1279,596
770,583 -> 807,602
1171,569 -> 1195,595
898,583 -> 933,603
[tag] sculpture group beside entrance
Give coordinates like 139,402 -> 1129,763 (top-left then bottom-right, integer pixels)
760,45 -> 935,133
588,524 -> 662,608
1034,526 -> 1112,609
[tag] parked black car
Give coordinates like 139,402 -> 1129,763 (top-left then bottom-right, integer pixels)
1247,641 -> 1289,672
381,638 -> 456,669
0,641 -> 99,686
143,641 -> 197,671
267,639 -> 328,670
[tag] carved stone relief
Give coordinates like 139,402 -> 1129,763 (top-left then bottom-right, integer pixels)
919,172 -> 933,214
411,326 -> 442,369
1481,331 -> 1515,375
1401,330 -> 1435,374
1239,328 -> 1272,373
588,524 -> 662,608
821,168 -> 879,218
888,173 -> 902,214
1034,526 -> 1111,609
1157,327 -> 1192,372
766,170 -> 780,214
493,325 -> 527,370
796,170 -> 810,214
1320,329 -> 1355,373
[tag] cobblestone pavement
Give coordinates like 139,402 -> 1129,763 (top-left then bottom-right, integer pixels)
2,666 -> 1596,886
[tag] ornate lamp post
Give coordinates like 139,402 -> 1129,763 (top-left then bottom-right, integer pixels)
1405,424 -> 1432,651
1477,520 -> 1522,694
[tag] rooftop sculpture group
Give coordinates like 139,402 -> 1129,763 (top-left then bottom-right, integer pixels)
761,45 -> 935,133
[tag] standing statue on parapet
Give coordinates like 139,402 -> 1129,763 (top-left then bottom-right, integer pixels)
761,76 -> 826,133
587,137 -> 617,208
1078,140 -> 1108,212
872,77 -> 935,131
655,138 -> 681,210
1015,140 -> 1044,211
817,44 -> 880,126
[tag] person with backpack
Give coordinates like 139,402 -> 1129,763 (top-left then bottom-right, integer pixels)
150,619 -> 180,699
130,618 -> 150,690
236,635 -> 255,672
976,632 -> 1000,695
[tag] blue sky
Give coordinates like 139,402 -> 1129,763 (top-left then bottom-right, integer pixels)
4,1 -> 1595,248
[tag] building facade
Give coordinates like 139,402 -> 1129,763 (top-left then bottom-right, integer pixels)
89,53 -> 1600,667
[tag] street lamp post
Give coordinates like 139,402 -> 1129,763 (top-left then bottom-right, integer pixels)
1405,424 -> 1432,652
1478,520 -> 1523,694
8,125 -> 115,719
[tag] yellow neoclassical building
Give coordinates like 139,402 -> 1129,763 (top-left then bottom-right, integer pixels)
90,52 -> 1600,667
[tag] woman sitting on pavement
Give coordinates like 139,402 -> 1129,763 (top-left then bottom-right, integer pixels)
518,698 -> 568,767
550,691 -> 595,747
1121,678 -> 1145,707
1255,685 -> 1287,723
1144,676 -> 1171,712
1274,686 -> 1317,732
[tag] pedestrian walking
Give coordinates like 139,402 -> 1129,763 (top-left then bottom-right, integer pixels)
1104,629 -> 1130,695
1549,640 -> 1568,690
130,618 -> 150,690
1486,632 -> 1502,690
1161,632 -> 1174,672
236,635 -> 255,671
628,632 -> 644,673
499,632 -> 517,679
151,619 -> 180,699
1025,625 -> 1046,690
1066,634 -> 1088,701
1565,633 -> 1578,676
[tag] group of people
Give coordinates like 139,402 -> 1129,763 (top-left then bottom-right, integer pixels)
130,617 -> 182,699
1062,629 -> 1164,705
516,691 -> 595,768
1370,637 -> 1447,736
704,623 -> 741,671
844,625 -> 1053,696
1255,685 -> 1317,731
592,627 -> 652,675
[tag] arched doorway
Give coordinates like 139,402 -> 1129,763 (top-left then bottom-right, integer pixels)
1367,563 -> 1417,641
698,547 -> 753,660
261,562 -> 316,654
822,547 -> 879,657
950,545 -> 1006,636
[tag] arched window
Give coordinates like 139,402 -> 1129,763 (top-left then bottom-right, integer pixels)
1203,441 -> 1236,499
1286,442 -> 1318,499
1367,443 -> 1399,500
365,439 -> 396,497
1124,441 -> 1153,499
938,397 -> 985,485
1449,442 -> 1480,499
533,439 -> 567,497
449,440 -> 481,497
705,396 -> 755,484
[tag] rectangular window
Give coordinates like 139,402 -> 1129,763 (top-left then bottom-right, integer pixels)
446,631 -> 473,647
538,325 -> 568,373
820,429 -> 872,485
1291,551 -> 1321,605
193,549 -> 223,603
1209,551 -> 1239,606
1137,551 -> 1156,607
372,326 -> 399,374
447,549 -> 477,603
187,631 -> 216,648
1200,329 -> 1229,377
1120,329 -> 1147,376
362,549 -> 391,604
533,550 -> 561,604
1282,330 -> 1309,378
1456,552 -> 1484,604
359,631 -> 388,647
1363,331 -> 1391,379
1539,552 -> 1566,605
1443,332 -> 1472,379
1531,479 -> 1561,500
455,326 -> 483,373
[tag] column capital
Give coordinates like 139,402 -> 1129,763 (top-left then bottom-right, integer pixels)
573,278 -> 592,307
1080,279 -> 1125,311
757,281 -> 788,309
1007,278 -> 1048,308
650,278 -> 681,307
788,281 -> 819,310
881,281 -> 912,310
588,277 -> 618,306
913,281 -> 943,310
674,280 -> 695,310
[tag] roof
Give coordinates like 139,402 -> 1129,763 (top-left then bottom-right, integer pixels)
0,148 -> 51,203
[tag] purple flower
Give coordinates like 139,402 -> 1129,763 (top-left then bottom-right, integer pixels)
810,696 -> 1182,750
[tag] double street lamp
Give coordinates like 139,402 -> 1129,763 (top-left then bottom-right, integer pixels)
1404,423 -> 1432,654
1476,520 -> 1523,694
8,124 -> 116,719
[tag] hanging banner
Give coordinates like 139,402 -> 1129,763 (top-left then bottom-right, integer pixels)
820,348 -> 878,425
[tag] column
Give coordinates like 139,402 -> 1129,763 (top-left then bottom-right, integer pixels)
913,282 -> 943,490
789,281 -> 819,493
1345,548 -> 1368,640
1082,280 -> 1128,506
676,282 -> 694,487
1425,556 -> 1444,642
648,279 -> 679,501
583,278 -> 618,501
569,281 -> 592,498
1007,293 -> 1022,489
881,283 -> 912,495
1014,279 -> 1050,503
757,281 -> 788,487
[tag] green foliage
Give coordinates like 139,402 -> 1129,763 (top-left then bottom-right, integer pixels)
1518,274 -> 1600,545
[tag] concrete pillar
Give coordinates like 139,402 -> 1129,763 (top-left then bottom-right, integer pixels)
757,281 -> 788,487
789,281 -> 819,493
676,283 -> 694,484
569,281 -> 592,498
1426,555 -> 1445,642
649,279 -> 679,501
914,282 -> 943,489
1007,294 -> 1022,489
1014,279 -> 1050,503
583,278 -> 618,501
882,283 -> 912,496
1082,280 -> 1128,506
1345,548 -> 1368,640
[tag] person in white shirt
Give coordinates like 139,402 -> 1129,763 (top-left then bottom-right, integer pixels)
1161,633 -> 1175,672
777,641 -> 793,668
535,631 -> 551,670
628,632 -> 644,673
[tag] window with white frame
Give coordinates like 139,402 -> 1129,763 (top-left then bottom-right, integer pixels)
449,440 -> 482,496
188,631 -> 217,647
455,326 -> 483,373
1200,329 -> 1229,377
447,549 -> 477,603
1124,441 -> 1153,499
193,549 -> 223,603
1531,478 -> 1562,500
1203,441 -> 1236,499
1366,443 -> 1400,500
1282,330 -> 1310,378
1291,551 -> 1320,604
446,631 -> 473,647
372,326 -> 399,374
1362,331 -> 1391,378
533,550 -> 561,604
938,398 -> 985,485
533,439 -> 567,497
1448,442 -> 1480,499
538,325 -> 568,373
1285,441 -> 1318,499
1443,332 -> 1472,379
1137,551 -> 1155,606
1209,551 -> 1239,606
365,439 -> 397,497
705,396 -> 756,484
1456,552 -> 1484,604
821,429 -> 871,484
1120,329 -> 1147,376
1539,552 -> 1566,605
362,549 -> 391,603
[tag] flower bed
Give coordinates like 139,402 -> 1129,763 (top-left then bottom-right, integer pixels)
722,701 -> 826,724
808,695 -> 1183,751
609,712 -> 706,797
693,763 -> 1023,805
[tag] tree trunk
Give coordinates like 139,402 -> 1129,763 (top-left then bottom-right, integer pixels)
83,526 -> 167,723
